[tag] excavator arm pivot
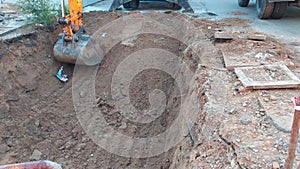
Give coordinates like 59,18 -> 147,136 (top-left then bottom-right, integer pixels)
54,0 -> 96,65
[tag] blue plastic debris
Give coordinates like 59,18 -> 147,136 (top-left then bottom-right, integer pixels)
56,66 -> 68,82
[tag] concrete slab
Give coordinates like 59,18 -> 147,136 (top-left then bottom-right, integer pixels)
0,24 -> 34,41
220,41 -> 279,70
0,2 -> 29,40
0,21 -> 28,37
235,64 -> 300,89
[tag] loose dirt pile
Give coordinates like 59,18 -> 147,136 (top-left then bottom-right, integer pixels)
0,10 -> 299,169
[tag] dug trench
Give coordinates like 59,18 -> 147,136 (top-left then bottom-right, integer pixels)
0,11 -> 213,168
0,11 -> 298,169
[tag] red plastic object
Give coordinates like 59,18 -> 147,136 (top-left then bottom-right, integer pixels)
0,160 -> 62,169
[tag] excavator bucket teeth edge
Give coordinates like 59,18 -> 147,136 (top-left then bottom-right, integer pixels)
54,35 -> 92,65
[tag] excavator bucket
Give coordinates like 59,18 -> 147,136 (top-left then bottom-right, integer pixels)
54,0 -> 104,66
54,35 -> 88,65
54,0 -> 193,66
109,0 -> 194,13
54,34 -> 104,66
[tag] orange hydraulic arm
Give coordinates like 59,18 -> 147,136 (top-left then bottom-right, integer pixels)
58,0 -> 83,41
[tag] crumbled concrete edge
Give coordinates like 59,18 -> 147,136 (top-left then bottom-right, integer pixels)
0,24 -> 35,42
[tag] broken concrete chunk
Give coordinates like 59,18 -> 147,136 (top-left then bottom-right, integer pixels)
119,121 -> 127,129
269,95 -> 278,101
214,31 -> 234,40
266,49 -> 277,56
214,31 -> 266,41
247,33 -> 267,41
229,108 -> 236,114
30,149 -> 42,160
240,119 -> 249,125
121,36 -> 137,47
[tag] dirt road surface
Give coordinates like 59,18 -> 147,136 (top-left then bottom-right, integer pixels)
1,1 -> 300,169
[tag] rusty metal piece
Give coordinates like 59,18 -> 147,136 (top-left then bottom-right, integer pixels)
0,160 -> 62,169
285,97 -> 300,169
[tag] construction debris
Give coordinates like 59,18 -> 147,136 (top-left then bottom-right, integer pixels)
235,64 -> 300,89
29,149 -> 42,161
214,31 -> 267,41
218,38 -> 289,70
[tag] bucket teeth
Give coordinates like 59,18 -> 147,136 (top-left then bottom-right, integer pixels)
54,35 -> 91,65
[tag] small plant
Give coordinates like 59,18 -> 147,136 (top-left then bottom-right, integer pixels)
17,0 -> 61,29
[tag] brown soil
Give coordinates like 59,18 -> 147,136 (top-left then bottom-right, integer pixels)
0,10 -> 300,169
